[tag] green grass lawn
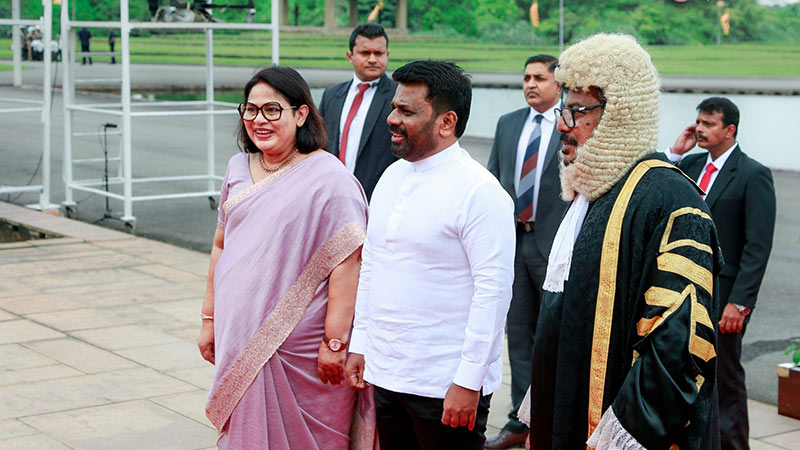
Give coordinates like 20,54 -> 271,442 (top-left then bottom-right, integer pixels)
1,32 -> 798,77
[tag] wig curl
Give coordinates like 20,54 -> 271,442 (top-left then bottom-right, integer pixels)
555,33 -> 660,201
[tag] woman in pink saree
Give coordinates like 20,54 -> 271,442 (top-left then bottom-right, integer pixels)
197,66 -> 374,449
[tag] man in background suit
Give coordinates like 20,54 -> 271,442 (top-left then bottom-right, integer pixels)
319,23 -> 397,200
484,54 -> 567,449
669,97 -> 776,450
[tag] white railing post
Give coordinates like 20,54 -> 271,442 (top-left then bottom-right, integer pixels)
120,0 -> 134,226
272,0 -> 280,64
11,0 -> 22,87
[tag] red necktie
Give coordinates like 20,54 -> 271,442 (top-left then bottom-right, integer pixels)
339,83 -> 371,164
698,163 -> 717,198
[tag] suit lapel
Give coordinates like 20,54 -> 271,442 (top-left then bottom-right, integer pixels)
502,109 -> 528,197
357,74 -> 390,159
328,80 -> 351,155
541,121 -> 561,173
704,146 -> 741,209
684,155 -> 706,181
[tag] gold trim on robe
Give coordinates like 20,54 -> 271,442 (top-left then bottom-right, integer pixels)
587,159 -> 677,440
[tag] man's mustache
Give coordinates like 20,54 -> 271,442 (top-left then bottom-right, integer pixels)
388,125 -> 407,138
696,133 -> 708,141
560,135 -> 578,146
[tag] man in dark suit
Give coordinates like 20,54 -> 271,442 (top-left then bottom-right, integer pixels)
484,55 -> 567,449
670,97 -> 776,450
319,23 -> 397,200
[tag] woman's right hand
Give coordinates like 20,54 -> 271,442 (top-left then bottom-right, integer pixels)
197,320 -> 215,364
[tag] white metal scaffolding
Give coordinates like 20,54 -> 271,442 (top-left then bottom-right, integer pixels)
60,0 -> 280,231
0,0 -> 56,210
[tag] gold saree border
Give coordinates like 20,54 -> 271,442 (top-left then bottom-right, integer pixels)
587,159 -> 676,442
205,222 -> 366,433
223,152 -> 317,215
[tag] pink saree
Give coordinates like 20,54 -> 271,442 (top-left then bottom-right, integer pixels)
207,151 -> 375,449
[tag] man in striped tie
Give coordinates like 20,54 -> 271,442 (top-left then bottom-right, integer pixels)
669,97 -> 776,450
485,55 -> 567,449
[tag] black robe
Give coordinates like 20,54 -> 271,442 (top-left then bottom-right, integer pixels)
530,154 -> 722,450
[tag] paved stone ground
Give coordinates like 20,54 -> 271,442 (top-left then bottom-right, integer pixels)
1,202 -> 800,449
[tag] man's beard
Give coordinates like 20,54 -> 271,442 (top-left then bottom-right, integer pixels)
559,134 -> 579,166
389,122 -> 437,161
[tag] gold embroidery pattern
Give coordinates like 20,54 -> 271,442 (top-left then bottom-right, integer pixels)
223,153 -> 314,215
636,286 -> 686,336
695,374 -> 706,393
689,286 -> 716,363
657,252 -> 713,294
644,286 -> 683,308
587,159 -> 677,440
659,207 -> 713,255
205,223 -> 366,433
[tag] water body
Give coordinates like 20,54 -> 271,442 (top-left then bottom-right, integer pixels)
155,88 -> 799,171
309,88 -> 799,171
464,88 -> 800,172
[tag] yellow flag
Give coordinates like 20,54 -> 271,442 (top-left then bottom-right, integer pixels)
720,11 -> 730,35
53,0 -> 61,4
529,1 -> 540,28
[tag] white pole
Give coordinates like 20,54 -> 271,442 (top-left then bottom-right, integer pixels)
559,0 -> 564,54
61,0 -> 76,208
206,28 -> 216,193
40,0 -> 53,208
272,0 -> 280,64
120,0 -> 135,225
11,0 -> 22,87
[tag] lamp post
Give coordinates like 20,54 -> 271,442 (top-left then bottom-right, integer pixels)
716,1 -> 725,45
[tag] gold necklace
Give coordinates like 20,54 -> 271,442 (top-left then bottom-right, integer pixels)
259,149 -> 298,173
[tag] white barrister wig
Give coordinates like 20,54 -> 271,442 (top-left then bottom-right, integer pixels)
555,33 -> 661,201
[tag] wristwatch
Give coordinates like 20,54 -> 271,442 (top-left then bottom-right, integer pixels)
733,303 -> 751,315
323,335 -> 347,352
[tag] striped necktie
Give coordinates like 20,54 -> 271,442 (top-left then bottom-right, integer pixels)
516,114 -> 543,223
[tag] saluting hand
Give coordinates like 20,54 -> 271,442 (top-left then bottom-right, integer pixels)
671,123 -> 698,156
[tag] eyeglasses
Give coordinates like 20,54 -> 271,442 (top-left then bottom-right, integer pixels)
237,101 -> 297,121
554,102 -> 606,129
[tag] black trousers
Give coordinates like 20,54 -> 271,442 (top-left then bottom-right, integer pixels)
719,322 -> 749,450
374,386 -> 492,450
81,43 -> 92,64
504,228 -> 546,433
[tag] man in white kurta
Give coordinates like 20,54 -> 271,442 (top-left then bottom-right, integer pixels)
346,60 -> 515,450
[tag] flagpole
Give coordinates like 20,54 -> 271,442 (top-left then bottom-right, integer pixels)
559,0 -> 564,53
716,1 -> 725,45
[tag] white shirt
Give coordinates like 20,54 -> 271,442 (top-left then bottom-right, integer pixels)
513,102 -> 560,221
349,142 -> 516,398
338,74 -> 380,172
666,142 -> 737,193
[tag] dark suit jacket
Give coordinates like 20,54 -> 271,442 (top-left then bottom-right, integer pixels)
319,73 -> 398,200
678,145 -> 776,309
487,107 -> 568,263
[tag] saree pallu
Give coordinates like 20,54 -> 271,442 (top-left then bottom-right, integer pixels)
206,151 -> 374,449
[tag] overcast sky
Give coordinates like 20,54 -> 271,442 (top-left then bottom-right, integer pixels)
756,0 -> 800,6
